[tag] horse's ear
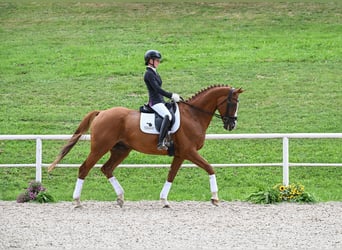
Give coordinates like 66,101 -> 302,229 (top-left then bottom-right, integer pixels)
235,87 -> 244,93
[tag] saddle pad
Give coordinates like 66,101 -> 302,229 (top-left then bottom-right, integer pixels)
139,103 -> 180,135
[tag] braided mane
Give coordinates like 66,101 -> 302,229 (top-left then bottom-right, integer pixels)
185,84 -> 231,102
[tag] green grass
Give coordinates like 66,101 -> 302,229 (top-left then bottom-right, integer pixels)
1,166 -> 341,202
0,0 -> 341,202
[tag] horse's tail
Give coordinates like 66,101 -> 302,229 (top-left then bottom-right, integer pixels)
48,110 -> 100,172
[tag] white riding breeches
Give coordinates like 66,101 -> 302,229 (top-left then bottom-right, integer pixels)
151,103 -> 172,121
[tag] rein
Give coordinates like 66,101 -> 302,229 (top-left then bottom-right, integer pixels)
180,101 -> 222,119
180,88 -> 237,121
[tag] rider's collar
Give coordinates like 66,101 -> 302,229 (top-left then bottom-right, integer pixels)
147,65 -> 157,72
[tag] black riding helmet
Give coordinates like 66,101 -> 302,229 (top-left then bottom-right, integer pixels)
144,50 -> 162,65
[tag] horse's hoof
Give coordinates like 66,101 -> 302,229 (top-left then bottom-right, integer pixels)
161,198 -> 170,208
211,199 -> 219,206
117,198 -> 124,208
73,200 -> 83,209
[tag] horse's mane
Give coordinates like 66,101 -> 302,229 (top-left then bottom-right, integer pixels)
185,84 -> 231,102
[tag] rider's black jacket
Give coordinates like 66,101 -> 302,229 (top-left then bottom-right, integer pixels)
144,67 -> 172,106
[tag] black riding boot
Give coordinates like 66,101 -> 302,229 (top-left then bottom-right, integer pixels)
157,115 -> 171,150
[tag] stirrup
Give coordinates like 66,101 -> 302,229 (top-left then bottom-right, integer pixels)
157,142 -> 168,151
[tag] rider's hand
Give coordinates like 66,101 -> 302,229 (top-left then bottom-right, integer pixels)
171,93 -> 181,102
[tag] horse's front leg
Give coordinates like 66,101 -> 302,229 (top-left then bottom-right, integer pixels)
160,156 -> 184,208
187,150 -> 219,206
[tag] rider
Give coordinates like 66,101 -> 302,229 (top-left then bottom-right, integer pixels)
143,49 -> 181,150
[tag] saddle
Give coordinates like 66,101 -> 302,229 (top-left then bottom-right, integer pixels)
139,102 -> 177,131
139,102 -> 180,156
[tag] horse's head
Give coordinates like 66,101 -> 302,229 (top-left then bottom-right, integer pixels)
217,87 -> 244,131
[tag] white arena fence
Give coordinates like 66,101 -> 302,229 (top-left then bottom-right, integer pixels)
0,133 -> 341,186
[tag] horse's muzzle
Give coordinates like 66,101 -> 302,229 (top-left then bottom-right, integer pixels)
224,117 -> 237,131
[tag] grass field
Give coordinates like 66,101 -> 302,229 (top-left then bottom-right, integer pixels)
0,0 -> 341,202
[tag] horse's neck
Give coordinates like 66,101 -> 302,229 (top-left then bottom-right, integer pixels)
190,98 -> 216,115
189,88 -> 225,113
186,87 -> 227,129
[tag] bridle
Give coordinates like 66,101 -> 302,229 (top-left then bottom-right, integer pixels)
221,88 -> 239,130
181,88 -> 239,130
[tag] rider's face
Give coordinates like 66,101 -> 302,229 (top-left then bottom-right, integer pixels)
149,59 -> 160,68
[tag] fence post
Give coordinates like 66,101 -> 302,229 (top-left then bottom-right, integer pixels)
35,138 -> 42,182
282,136 -> 289,186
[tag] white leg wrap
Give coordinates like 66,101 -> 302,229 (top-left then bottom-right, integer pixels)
109,176 -> 124,196
160,181 -> 172,200
73,178 -> 84,200
209,174 -> 218,193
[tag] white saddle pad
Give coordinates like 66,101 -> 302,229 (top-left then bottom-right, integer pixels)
139,103 -> 180,134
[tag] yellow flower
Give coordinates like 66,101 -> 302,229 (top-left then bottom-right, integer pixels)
279,185 -> 286,191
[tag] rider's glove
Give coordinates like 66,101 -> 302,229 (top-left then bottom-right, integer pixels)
171,93 -> 181,102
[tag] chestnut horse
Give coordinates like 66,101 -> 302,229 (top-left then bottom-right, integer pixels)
48,85 -> 243,208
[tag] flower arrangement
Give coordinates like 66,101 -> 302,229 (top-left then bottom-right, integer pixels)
246,183 -> 316,204
17,180 -> 55,203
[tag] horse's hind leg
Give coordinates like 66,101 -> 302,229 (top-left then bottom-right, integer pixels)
101,142 -> 132,207
73,150 -> 107,208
